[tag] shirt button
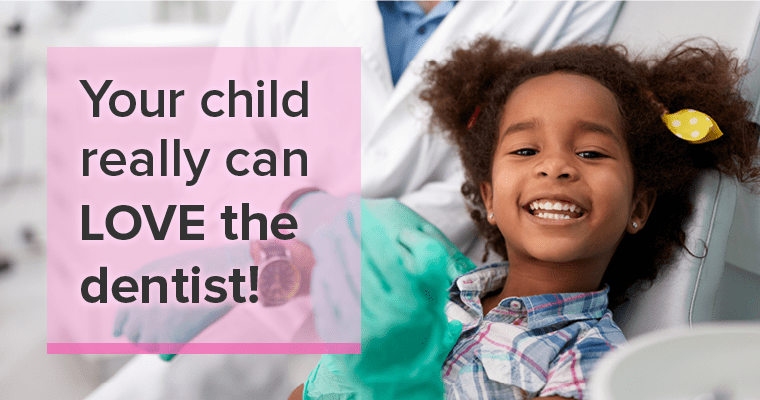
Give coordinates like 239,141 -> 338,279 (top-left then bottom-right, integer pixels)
373,148 -> 387,160
417,26 -> 426,35
509,300 -> 522,310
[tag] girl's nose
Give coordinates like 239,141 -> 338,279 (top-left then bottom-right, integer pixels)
534,152 -> 579,181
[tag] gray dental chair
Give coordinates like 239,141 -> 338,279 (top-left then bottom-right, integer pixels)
608,1 -> 760,339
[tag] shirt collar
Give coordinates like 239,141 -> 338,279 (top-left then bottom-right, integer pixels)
379,1 -> 456,20
450,262 -> 611,330
393,0 -> 425,16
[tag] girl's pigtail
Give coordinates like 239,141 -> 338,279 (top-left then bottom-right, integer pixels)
421,36 -> 532,143
607,40 -> 760,306
644,39 -> 760,187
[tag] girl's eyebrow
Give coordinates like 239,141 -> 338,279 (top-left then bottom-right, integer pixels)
499,119 -> 621,145
499,118 -> 541,143
575,120 -> 622,145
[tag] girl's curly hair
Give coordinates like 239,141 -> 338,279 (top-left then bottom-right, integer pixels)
420,37 -> 760,307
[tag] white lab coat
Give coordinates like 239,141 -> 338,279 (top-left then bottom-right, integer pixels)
87,2 -> 622,399
219,1 -> 621,257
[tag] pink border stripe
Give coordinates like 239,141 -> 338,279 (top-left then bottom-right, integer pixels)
48,343 -> 361,354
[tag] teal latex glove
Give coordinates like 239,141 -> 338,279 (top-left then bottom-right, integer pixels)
352,218 -> 461,399
112,243 -> 252,360
361,198 -> 476,282
303,202 -> 464,400
305,196 -> 475,343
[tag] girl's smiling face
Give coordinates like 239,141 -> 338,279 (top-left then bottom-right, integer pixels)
481,72 -> 653,269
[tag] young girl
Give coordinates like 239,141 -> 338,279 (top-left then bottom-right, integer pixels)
299,37 -> 760,399
417,36 -> 760,399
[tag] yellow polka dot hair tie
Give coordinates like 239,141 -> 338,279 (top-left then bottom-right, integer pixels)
661,109 -> 724,144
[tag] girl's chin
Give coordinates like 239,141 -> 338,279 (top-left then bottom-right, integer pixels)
522,245 -> 588,264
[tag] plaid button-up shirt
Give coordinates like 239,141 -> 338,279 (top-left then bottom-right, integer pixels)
443,263 -> 626,399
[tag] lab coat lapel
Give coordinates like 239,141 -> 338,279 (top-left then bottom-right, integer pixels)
337,2 -> 396,150
377,1 -> 515,128
337,2 -> 391,81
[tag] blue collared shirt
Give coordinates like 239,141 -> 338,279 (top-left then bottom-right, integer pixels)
444,262 -> 626,399
377,1 -> 456,85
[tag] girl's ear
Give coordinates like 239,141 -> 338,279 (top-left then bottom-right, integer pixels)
628,188 -> 657,234
480,182 -> 496,225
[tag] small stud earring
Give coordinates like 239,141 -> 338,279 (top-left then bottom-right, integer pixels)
632,222 -> 639,229
489,213 -> 494,219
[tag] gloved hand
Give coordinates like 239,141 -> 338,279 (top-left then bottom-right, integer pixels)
112,243 -> 253,359
361,198 -> 476,281
303,201 -> 464,400
299,195 -> 474,343
352,221 -> 463,399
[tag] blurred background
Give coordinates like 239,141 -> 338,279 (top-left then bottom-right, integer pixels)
1,2 -> 760,400
0,2 -> 233,399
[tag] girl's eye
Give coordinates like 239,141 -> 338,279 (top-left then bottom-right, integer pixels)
577,151 -> 606,159
512,148 -> 538,156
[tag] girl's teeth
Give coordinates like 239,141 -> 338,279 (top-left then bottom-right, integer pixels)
536,212 -> 571,220
529,200 -> 582,214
